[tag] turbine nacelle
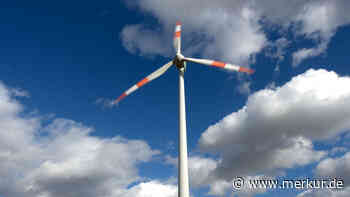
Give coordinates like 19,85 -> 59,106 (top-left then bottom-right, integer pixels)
174,53 -> 186,71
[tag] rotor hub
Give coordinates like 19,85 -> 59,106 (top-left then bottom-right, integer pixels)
174,54 -> 186,71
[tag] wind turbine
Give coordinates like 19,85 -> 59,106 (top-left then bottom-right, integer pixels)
113,21 -> 254,197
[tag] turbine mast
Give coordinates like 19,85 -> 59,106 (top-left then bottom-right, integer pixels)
178,64 -> 190,197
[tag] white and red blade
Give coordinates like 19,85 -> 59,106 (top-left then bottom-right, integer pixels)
174,21 -> 181,54
183,57 -> 254,74
113,61 -> 173,104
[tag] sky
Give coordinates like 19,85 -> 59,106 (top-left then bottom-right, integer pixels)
1,0 -> 350,197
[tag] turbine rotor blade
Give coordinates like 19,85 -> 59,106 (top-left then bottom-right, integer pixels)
174,21 -> 182,54
113,61 -> 173,104
183,57 -> 255,74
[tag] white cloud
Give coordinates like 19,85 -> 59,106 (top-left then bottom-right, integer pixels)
292,42 -> 328,66
165,155 -> 218,188
121,181 -> 177,197
297,187 -> 350,197
188,156 -> 218,188
198,69 -> 350,186
291,1 -> 350,65
163,69 -> 350,196
315,152 -> 350,187
121,0 -> 267,66
121,0 -> 350,66
165,155 -> 270,196
207,179 -> 231,196
0,81 -> 176,197
121,24 -> 173,57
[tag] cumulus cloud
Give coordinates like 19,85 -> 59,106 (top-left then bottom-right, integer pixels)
0,81 -> 176,197
315,152 -> 350,187
121,0 -> 350,66
207,179 -> 232,196
165,155 -> 218,188
164,69 -> 350,196
166,155 -> 271,196
121,0 -> 267,66
121,181 -> 177,197
197,69 -> 350,193
296,152 -> 350,197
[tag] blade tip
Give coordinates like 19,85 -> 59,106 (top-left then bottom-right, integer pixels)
112,93 -> 127,106
110,100 -> 119,107
176,21 -> 182,26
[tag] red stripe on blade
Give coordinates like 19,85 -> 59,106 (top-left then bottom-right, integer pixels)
174,31 -> 181,38
116,93 -> 127,102
212,61 -> 226,68
239,67 -> 255,74
176,21 -> 182,26
137,78 -> 149,87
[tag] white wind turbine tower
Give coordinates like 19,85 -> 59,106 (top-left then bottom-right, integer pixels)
113,21 -> 254,197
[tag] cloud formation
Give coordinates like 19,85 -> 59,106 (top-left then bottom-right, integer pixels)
3,67 -> 350,196
296,152 -> 350,197
121,0 -> 350,66
0,82 -> 176,197
316,152 -> 350,187
121,181 -> 177,197
196,69 -> 350,194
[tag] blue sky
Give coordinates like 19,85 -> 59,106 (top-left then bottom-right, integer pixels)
1,1 -> 350,197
